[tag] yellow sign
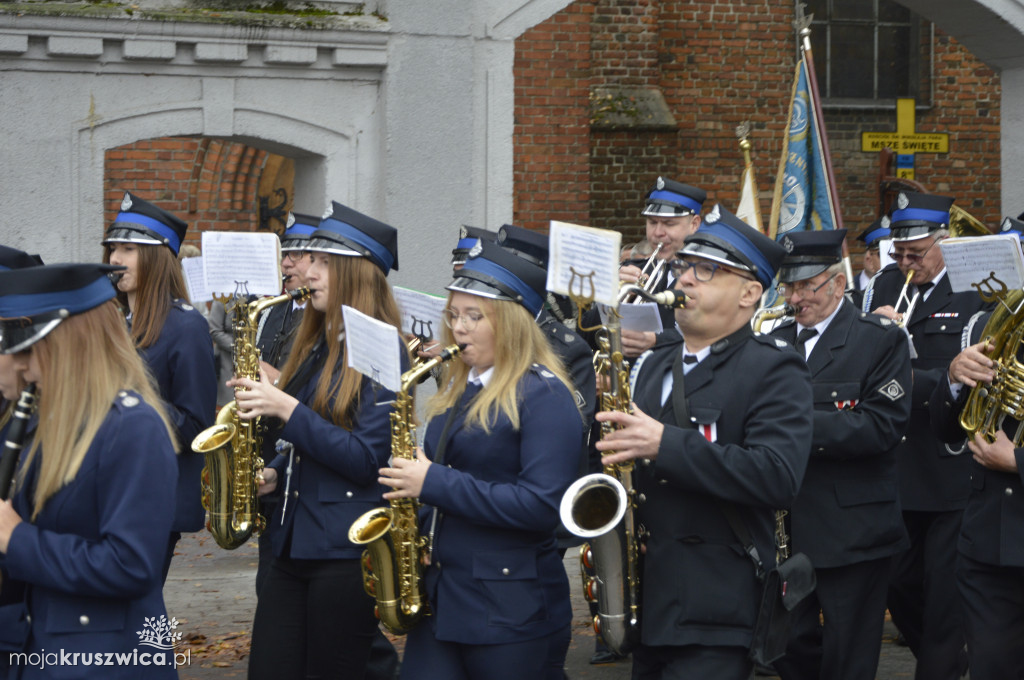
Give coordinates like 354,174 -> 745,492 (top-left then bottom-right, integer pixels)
860,99 -> 949,153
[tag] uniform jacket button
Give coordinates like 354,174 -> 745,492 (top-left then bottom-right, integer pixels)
901,436 -> 907,443
502,568 -> 510,576
79,615 -> 90,626
923,401 -> 929,407
295,456 -> 301,463
1006,488 -> 1014,496
346,491 -> 354,498
293,490 -> 300,498
830,391 -> 838,398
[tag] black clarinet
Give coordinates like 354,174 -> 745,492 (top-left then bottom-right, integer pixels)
0,386 -> 37,501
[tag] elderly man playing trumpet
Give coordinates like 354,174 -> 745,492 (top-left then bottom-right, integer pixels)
862,191 -> 990,680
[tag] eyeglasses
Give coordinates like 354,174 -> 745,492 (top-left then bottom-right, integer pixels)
442,308 -> 486,331
284,251 -> 309,263
777,272 -> 838,298
669,258 -> 753,283
889,237 -> 941,265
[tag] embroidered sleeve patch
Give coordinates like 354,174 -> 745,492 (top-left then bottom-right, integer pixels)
879,379 -> 905,401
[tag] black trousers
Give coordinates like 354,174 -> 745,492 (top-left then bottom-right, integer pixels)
630,644 -> 750,680
956,552 -> 1024,680
887,510 -> 966,680
400,623 -> 571,680
249,556 -> 378,680
774,556 -> 890,680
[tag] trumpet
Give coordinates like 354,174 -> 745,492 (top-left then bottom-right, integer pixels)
621,242 -> 668,304
893,269 -> 919,327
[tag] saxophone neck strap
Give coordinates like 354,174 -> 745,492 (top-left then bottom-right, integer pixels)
667,350 -> 765,578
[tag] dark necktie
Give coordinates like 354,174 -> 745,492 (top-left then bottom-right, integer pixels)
795,328 -> 818,355
682,354 -> 698,364
916,282 -> 933,299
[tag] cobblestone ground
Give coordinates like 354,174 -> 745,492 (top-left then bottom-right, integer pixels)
165,533 -> 927,679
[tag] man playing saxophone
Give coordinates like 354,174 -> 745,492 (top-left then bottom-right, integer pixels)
595,206 -> 813,679
769,230 -> 912,680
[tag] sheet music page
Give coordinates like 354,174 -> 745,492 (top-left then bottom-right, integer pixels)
342,305 -> 403,392
201,232 -> 282,297
940,234 -> 1024,294
547,221 -> 621,306
180,256 -> 211,303
597,302 -> 665,333
393,286 -> 447,342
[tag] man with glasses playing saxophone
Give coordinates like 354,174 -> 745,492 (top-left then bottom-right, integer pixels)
769,229 -> 911,680
595,206 -> 813,679
862,191 -> 989,680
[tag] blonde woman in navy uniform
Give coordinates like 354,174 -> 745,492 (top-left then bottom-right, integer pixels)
102,192 -> 216,581
380,240 -> 583,680
0,263 -> 178,679
231,202 -> 405,680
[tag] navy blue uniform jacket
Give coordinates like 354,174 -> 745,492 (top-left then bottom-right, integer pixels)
140,301 -> 216,532
863,265 -> 989,510
2,392 -> 178,679
772,301 -> 912,568
930,311 -> 1024,567
418,366 -> 582,645
266,354 -> 397,560
629,326 -> 813,649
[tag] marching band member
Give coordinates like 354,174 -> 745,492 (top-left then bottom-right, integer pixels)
595,206 -> 813,679
256,212 -> 317,384
235,201 -> 404,679
864,191 -> 989,679
0,263 -> 178,678
379,240 -> 583,680
583,177 -> 706,358
769,230 -> 911,680
928,216 -> 1024,680
0,247 -> 42,441
102,192 -> 216,581
251,212 -> 316,597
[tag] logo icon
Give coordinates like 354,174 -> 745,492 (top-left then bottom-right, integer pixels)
137,615 -> 182,651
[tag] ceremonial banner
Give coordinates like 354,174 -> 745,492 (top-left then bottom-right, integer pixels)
769,50 -> 841,239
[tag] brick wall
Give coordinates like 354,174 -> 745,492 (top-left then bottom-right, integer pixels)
512,1 -> 593,233
513,1 -> 1002,269
104,138 -> 279,251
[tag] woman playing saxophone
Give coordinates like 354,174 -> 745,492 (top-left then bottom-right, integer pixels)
231,201 -> 405,680
379,241 -> 583,680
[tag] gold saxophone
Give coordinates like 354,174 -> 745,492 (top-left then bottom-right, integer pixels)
960,289 -> 1024,444
191,287 -> 311,550
348,344 -> 462,635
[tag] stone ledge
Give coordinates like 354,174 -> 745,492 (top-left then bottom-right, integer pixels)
590,85 -> 678,131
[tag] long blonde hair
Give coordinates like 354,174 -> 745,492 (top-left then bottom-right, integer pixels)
278,255 -> 403,429
18,301 -> 175,520
425,295 -> 573,432
104,243 -> 190,349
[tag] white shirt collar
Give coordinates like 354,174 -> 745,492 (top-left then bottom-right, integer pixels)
468,365 -> 495,387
